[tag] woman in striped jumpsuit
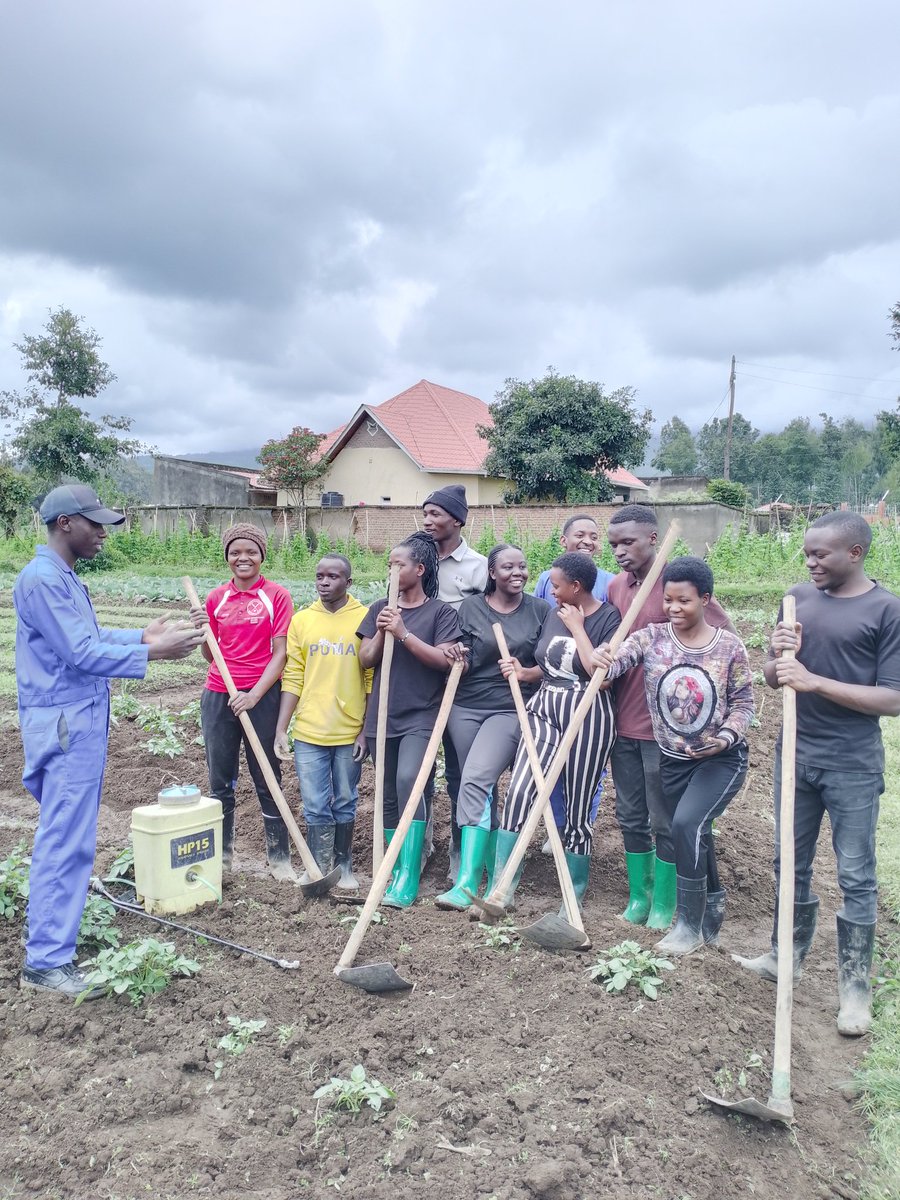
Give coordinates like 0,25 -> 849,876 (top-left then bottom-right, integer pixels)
494,552 -> 620,909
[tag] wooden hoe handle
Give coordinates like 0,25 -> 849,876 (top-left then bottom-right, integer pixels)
182,576 -> 323,881
493,623 -> 584,932
771,593 -> 797,1105
336,660 -> 465,973
372,565 -> 401,872
484,521 -> 682,907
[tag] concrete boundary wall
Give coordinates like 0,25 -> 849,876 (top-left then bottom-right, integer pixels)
125,501 -> 743,555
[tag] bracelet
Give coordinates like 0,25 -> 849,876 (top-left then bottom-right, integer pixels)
399,631 -> 411,644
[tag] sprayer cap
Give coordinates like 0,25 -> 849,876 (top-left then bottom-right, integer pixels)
158,785 -> 201,808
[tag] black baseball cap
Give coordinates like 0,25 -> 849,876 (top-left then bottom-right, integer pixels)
39,484 -> 125,526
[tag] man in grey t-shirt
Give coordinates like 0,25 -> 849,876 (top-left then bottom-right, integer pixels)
738,512 -> 900,1038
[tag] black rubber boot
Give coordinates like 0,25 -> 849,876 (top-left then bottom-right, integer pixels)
264,819 -> 295,882
734,897 -> 819,982
300,824 -> 335,884
836,916 -> 875,1037
333,822 -> 359,891
222,807 -> 236,872
702,889 -> 726,946
655,876 -> 706,956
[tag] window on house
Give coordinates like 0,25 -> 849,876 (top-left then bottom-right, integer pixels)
381,496 -> 391,504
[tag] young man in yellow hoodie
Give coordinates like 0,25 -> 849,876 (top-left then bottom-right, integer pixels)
275,555 -> 371,888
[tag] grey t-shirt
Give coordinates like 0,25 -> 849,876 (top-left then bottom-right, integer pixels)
773,582 -> 900,772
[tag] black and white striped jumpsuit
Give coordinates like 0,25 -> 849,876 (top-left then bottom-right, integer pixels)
502,604 -> 620,855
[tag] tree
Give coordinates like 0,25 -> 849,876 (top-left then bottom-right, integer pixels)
696,413 -> 759,483
0,307 -> 140,492
0,464 -> 31,536
706,478 -> 748,508
479,368 -> 651,504
889,301 -> 900,347
778,417 -> 820,504
652,417 -> 698,475
258,426 -> 330,533
814,414 -> 843,504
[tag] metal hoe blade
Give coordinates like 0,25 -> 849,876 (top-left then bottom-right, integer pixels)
701,1091 -> 794,1125
464,889 -> 507,921
335,963 -> 415,994
519,913 -> 591,952
298,866 -> 342,898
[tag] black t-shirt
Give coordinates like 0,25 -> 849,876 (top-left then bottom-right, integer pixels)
774,582 -> 900,772
454,592 -> 551,711
534,603 -> 622,689
358,597 -> 461,737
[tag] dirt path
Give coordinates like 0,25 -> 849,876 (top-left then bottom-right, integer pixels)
0,650 -> 876,1200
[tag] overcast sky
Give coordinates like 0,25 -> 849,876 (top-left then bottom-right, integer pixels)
1,1 -> 899,459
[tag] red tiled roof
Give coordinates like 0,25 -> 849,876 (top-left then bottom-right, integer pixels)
319,379 -> 648,489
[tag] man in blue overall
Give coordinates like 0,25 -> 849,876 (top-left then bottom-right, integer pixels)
15,484 -> 204,999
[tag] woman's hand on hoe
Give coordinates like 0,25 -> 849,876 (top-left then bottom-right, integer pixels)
376,606 -> 407,641
498,655 -> 525,681
229,690 -> 260,716
443,642 -> 469,665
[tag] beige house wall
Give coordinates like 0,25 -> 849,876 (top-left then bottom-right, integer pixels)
281,444 -> 507,507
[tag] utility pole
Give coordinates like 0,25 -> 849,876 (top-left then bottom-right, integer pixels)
723,354 -> 736,480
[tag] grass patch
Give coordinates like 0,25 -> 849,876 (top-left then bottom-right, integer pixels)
855,719 -> 900,1199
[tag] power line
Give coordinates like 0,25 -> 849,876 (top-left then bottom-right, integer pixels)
737,360 -> 897,385
736,371 -> 898,404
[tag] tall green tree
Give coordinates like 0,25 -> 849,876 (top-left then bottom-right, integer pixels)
696,413 -> 759,483
778,417 -> 821,503
479,368 -> 651,504
0,307 -> 140,492
258,426 -> 330,533
815,414 -> 843,504
652,417 -> 698,475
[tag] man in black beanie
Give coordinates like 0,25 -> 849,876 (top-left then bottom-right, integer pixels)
422,484 -> 487,610
422,485 -> 488,877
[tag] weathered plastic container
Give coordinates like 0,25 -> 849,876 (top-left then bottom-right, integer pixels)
131,786 -> 223,916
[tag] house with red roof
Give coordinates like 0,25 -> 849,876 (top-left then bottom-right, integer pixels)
312,379 -> 648,507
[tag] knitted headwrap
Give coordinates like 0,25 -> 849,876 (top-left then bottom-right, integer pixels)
222,522 -> 267,560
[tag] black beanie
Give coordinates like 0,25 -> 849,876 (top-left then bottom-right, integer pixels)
423,484 -> 468,525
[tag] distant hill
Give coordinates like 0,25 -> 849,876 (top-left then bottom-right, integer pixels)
133,449 -> 262,474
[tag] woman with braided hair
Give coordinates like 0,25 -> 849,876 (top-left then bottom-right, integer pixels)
358,532 -> 461,906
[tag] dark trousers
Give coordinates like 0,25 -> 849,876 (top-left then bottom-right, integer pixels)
200,684 -> 284,826
774,756 -> 882,925
659,744 -> 747,880
610,736 -> 667,854
372,733 -> 431,826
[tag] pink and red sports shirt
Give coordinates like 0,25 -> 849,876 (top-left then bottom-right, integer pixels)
204,576 -> 293,693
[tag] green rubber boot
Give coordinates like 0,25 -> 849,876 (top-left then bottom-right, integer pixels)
646,857 -> 677,930
488,829 -> 525,911
620,851 -> 655,925
382,821 -> 426,908
436,826 -> 491,911
482,830 -> 499,897
558,851 -> 591,919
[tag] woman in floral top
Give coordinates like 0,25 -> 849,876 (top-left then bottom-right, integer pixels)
593,557 -> 754,954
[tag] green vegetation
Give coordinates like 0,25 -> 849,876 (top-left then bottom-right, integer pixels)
0,842 -> 30,919
217,1016 -> 267,1056
855,720 -> 900,1200
76,894 -> 121,952
475,919 -> 520,952
78,937 -> 201,1006
313,1065 -> 396,1114
585,940 -> 675,1000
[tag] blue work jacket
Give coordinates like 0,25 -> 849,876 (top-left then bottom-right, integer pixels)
13,546 -> 149,709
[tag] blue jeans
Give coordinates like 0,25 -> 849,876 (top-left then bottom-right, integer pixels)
293,741 -> 361,825
774,756 -> 883,925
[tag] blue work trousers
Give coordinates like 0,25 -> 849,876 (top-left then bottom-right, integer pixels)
21,693 -> 110,970
293,741 -> 361,825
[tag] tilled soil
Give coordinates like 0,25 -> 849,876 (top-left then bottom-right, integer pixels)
0,648 -> 880,1200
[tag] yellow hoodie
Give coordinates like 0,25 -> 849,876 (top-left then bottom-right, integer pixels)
281,595 -> 372,746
